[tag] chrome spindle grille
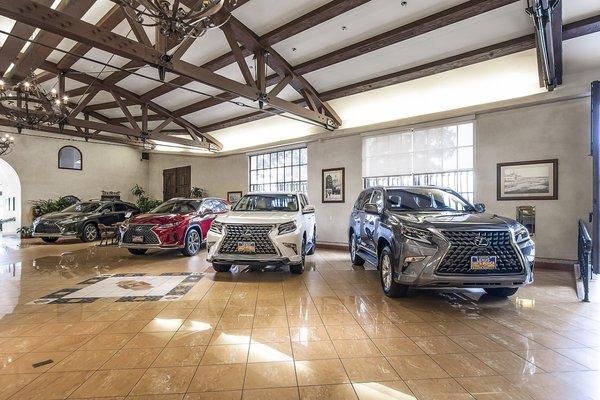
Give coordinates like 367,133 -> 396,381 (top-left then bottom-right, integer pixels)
220,224 -> 276,254
34,222 -> 60,234
437,230 -> 523,275
122,224 -> 160,245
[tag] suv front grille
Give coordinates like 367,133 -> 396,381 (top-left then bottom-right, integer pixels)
437,230 -> 523,275
122,224 -> 160,245
220,224 -> 276,254
34,222 -> 60,234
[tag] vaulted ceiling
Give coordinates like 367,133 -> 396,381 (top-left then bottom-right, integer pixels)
0,0 -> 598,153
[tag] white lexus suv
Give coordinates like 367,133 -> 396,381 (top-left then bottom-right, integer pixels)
206,192 -> 316,274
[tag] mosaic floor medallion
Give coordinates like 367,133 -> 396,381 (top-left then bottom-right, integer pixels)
29,272 -> 203,304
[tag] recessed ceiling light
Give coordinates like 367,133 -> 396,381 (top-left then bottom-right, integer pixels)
401,1 -> 408,6
341,26 -> 347,31
292,47 -> 297,52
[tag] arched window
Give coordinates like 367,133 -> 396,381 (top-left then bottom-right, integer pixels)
58,146 -> 82,170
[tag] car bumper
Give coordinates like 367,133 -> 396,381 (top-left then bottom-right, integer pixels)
118,243 -> 181,250
32,232 -> 78,238
206,227 -> 303,265
395,238 -> 535,288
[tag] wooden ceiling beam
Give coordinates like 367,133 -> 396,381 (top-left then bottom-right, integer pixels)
0,0 -> 338,129
134,0 -> 370,106
7,0 -> 96,83
166,0 -> 520,120
38,60 -> 222,149
0,0 -> 54,76
196,15 -> 600,133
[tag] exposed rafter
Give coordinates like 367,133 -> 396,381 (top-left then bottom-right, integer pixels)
144,0 -> 521,120
0,0 -> 339,130
195,14 -> 600,133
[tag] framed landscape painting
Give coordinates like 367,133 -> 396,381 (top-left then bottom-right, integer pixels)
497,159 -> 558,200
227,191 -> 242,203
322,167 -> 345,203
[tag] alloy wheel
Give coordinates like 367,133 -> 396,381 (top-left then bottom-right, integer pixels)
85,225 -> 97,241
381,253 -> 392,291
187,230 -> 201,254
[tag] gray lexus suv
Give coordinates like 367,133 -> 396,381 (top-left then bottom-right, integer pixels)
349,186 -> 535,298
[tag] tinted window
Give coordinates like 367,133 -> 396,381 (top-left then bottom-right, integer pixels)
62,202 -> 101,213
371,190 -> 384,210
386,188 -> 473,212
234,194 -> 298,212
114,203 -> 129,212
354,190 -> 371,210
151,200 -> 201,214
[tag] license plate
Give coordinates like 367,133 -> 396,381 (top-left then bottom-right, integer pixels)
237,241 -> 256,253
132,235 -> 144,244
470,255 -> 497,270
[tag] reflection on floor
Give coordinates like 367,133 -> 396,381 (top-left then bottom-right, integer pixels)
0,236 -> 596,400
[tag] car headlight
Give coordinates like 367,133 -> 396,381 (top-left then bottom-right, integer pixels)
401,225 -> 433,244
515,226 -> 531,244
210,221 -> 223,234
278,221 -> 297,235
158,221 -> 182,229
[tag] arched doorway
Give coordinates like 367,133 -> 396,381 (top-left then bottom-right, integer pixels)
0,159 -> 21,235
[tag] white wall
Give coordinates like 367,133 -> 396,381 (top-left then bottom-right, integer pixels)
1,130 -> 149,226
146,98 -> 591,261
475,98 -> 591,261
0,158 -> 21,234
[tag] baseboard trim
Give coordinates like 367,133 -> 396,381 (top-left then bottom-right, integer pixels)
317,243 -> 347,251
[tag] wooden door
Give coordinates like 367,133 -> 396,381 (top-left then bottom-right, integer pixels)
163,166 -> 191,200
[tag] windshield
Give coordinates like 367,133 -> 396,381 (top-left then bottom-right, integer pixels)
62,202 -> 102,213
151,200 -> 201,214
386,188 -> 474,212
233,194 -> 298,212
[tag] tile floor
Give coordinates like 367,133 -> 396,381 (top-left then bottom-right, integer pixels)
0,236 -> 597,399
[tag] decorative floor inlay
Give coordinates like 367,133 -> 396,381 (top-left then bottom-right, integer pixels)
29,272 -> 203,304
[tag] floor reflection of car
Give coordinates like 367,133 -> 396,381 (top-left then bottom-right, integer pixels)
32,200 -> 140,243
119,197 -> 228,257
349,186 -> 535,298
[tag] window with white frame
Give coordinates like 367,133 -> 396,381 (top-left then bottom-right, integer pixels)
249,147 -> 308,193
362,122 -> 474,202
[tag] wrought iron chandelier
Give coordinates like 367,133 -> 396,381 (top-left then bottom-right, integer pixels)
0,133 -> 14,156
116,0 -> 237,41
0,75 -> 67,134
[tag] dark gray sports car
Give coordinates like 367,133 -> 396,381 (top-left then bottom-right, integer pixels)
32,200 -> 140,243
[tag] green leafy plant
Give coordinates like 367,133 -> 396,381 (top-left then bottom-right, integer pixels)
30,196 -> 79,217
17,226 -> 33,238
131,184 -> 161,213
190,187 -> 206,198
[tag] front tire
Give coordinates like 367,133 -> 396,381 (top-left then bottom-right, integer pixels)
41,237 -> 59,243
128,248 -> 148,255
379,246 -> 409,298
213,263 -> 232,272
181,228 -> 202,257
81,223 -> 99,242
350,232 -> 365,266
290,238 -> 306,274
484,287 -> 519,297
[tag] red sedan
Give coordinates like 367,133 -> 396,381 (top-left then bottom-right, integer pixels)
119,198 -> 229,256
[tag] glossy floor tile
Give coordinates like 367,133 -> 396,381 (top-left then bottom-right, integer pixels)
0,237 -> 596,399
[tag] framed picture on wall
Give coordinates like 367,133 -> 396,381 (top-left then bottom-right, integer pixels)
322,167 -> 345,203
227,191 -> 242,203
497,159 -> 558,200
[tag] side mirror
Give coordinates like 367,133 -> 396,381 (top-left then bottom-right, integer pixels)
102,208 -> 110,214
202,208 -> 214,216
302,205 -> 315,214
363,203 -> 380,215
474,203 -> 486,213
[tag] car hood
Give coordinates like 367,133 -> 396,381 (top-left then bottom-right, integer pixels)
216,211 -> 297,225
128,213 -> 187,225
390,211 -> 517,230
37,212 -> 94,222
